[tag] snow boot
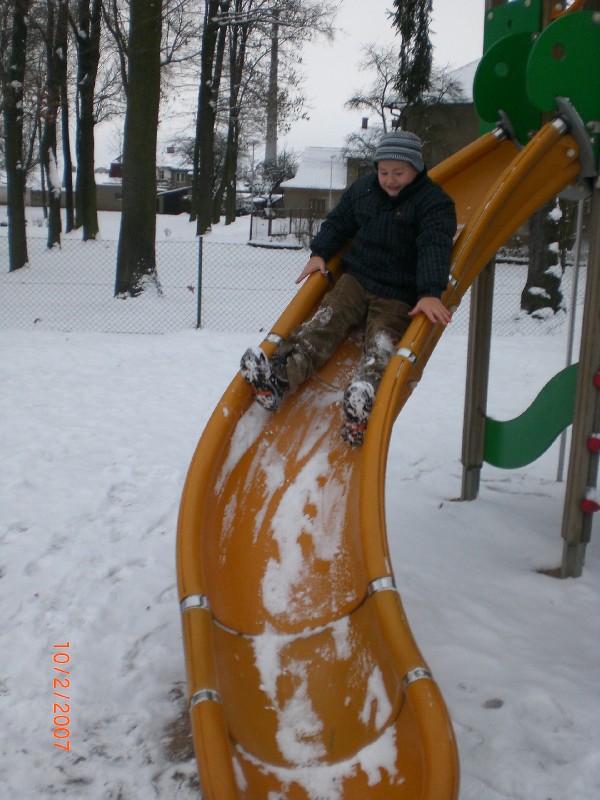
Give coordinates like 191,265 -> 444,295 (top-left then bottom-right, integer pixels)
240,347 -> 288,411
341,380 -> 375,446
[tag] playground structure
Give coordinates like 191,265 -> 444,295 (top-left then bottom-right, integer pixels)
461,0 -> 600,579
177,2 -> 600,798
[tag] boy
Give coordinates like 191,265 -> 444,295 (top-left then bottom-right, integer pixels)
241,130 -> 456,446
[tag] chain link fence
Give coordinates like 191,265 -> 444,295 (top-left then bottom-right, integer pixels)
249,207 -> 325,249
0,231 -> 587,339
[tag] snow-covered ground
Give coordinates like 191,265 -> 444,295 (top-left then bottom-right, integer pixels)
1,209 -> 599,799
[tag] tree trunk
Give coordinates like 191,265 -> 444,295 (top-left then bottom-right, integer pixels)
213,8 -> 247,226
61,87 -> 75,233
3,0 -> 31,272
224,125 -> 240,224
115,0 -> 162,297
192,0 -> 227,234
41,0 -> 64,250
74,0 -> 101,240
57,0 -> 74,233
521,199 -> 564,316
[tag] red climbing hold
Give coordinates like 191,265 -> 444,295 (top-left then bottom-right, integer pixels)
586,435 -> 600,453
581,497 -> 600,514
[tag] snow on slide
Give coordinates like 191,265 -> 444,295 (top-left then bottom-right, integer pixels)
177,118 -> 583,798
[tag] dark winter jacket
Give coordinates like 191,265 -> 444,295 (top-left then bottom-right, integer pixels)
310,170 -> 456,305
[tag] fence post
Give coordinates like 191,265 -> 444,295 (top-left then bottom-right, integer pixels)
196,235 -> 203,329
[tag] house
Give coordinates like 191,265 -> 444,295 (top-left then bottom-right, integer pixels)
108,146 -> 194,192
279,147 -> 355,215
401,60 -> 481,166
104,145 -> 194,213
156,145 -> 193,191
280,61 -> 482,217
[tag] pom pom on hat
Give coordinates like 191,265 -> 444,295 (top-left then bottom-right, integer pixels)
373,130 -> 424,173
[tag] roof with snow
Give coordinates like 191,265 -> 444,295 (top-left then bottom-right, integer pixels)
158,146 -> 193,171
280,147 -> 347,191
448,59 -> 479,103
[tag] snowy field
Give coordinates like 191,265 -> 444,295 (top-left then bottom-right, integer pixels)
1,209 -> 599,799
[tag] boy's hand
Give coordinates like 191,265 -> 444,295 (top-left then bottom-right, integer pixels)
409,296 -> 452,325
296,255 -> 327,284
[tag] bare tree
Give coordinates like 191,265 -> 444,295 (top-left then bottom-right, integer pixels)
262,0 -> 336,165
101,0 -> 129,93
71,0 -> 102,240
344,44 -> 464,163
251,147 -> 298,204
345,44 -> 399,133
1,0 -> 31,271
40,0 -> 69,249
192,0 -> 229,235
52,0 -> 74,233
102,0 -> 201,99
114,0 -> 162,297
192,0 -> 336,233
212,0 -> 251,225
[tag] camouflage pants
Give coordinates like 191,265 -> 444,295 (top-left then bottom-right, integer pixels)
273,273 -> 412,393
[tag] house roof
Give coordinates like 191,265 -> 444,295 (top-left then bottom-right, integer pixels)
449,59 -> 479,103
156,145 -> 193,172
280,147 -> 347,191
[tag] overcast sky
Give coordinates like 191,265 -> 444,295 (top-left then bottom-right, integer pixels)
279,0 -> 485,153
95,1 -> 486,167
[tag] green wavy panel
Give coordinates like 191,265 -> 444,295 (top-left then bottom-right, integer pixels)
484,363 -> 578,469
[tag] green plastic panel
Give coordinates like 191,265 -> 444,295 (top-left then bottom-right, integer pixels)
474,31 -> 542,144
527,11 -> 600,126
482,0 -> 543,50
484,362 -> 578,469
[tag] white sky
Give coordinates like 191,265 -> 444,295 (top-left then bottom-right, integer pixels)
94,0 -> 486,168
280,0 -> 485,153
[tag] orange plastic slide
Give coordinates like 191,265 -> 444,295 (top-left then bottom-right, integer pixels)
177,119 -> 582,799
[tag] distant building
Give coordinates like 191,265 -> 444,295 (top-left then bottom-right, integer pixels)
156,145 -> 193,191
402,60 -> 481,167
279,147 -> 374,216
108,156 -> 123,180
279,61 -> 482,216
104,146 -> 194,213
108,148 -> 193,193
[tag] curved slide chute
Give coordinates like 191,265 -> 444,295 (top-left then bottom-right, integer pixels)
177,119 -> 582,799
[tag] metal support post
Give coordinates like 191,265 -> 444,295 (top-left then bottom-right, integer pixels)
561,183 -> 600,576
460,259 -> 496,500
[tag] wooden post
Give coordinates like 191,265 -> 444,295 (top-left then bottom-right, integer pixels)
459,0 -> 503,501
460,260 -> 496,500
561,181 -> 600,576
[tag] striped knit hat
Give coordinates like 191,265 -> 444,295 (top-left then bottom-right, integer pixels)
373,130 -> 424,173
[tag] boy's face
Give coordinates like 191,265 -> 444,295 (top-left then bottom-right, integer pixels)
376,160 -> 419,197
